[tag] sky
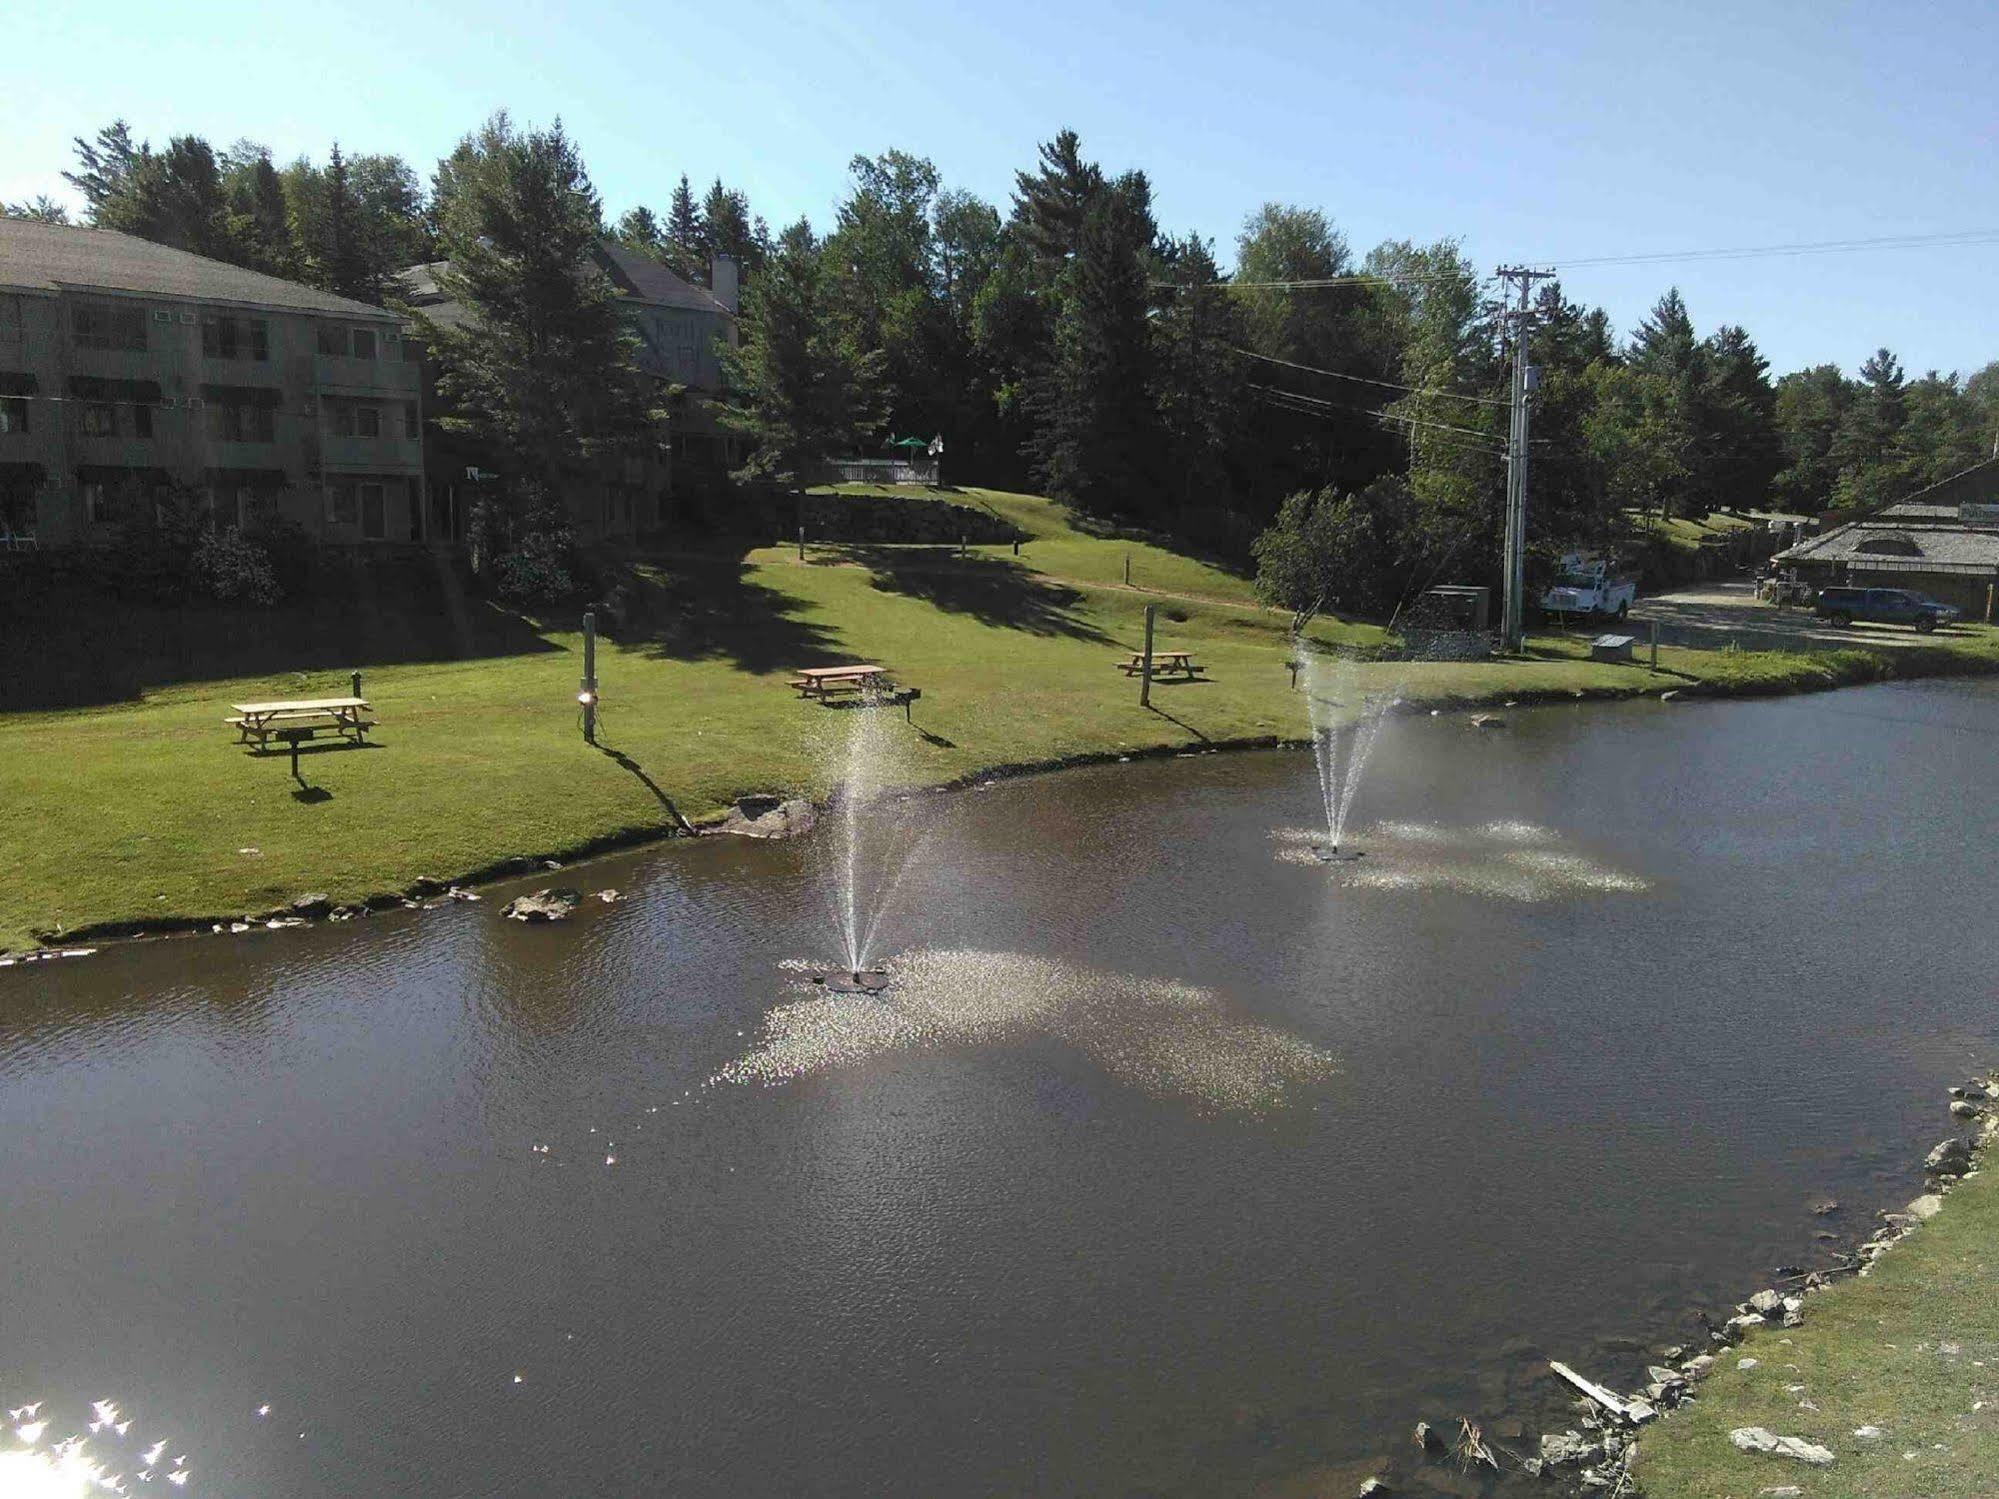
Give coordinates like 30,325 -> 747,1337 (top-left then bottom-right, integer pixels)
7,0 -> 1994,379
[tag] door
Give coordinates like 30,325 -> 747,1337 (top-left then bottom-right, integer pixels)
360,482 -> 385,540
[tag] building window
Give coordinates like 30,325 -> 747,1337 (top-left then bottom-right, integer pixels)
131,403 -> 153,439
82,482 -> 109,523
351,328 -> 378,360
0,397 -> 26,434
327,480 -> 358,525
403,402 -> 419,438
317,325 -> 346,357
354,404 -> 381,438
0,296 -> 21,343
72,302 -> 148,352
201,314 -> 271,361
81,402 -> 118,437
207,403 -> 276,442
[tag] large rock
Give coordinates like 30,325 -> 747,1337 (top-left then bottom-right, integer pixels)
1926,1137 -> 1975,1178
1748,1289 -> 1784,1316
1728,1427 -> 1835,1465
1540,1431 -> 1599,1466
503,888 -> 581,923
714,796 -> 818,840
288,892 -> 332,918
1905,1194 -> 1945,1221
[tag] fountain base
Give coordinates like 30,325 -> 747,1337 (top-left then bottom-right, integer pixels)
1312,846 -> 1368,864
814,970 -> 895,994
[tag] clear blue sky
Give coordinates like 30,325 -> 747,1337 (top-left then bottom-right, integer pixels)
9,0 -> 1994,379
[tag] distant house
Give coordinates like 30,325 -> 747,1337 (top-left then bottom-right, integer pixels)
0,217 -> 425,547
398,243 -> 739,544
1775,459 -> 1999,619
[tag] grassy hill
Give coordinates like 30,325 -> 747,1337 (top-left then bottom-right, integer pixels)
0,485 -> 1991,951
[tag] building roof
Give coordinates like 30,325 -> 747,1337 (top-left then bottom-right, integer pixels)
397,242 -> 734,321
0,217 -> 397,319
593,241 -> 735,316
1775,458 -> 1999,575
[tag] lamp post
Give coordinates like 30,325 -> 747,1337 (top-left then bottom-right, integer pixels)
579,610 -> 598,744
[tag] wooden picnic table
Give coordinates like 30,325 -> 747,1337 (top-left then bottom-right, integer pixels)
228,696 -> 375,748
788,665 -> 890,699
1116,649 -> 1203,679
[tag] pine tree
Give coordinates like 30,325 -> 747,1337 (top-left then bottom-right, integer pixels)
418,117 -> 657,496
1010,129 -> 1102,269
1151,234 -> 1249,516
1025,172 -> 1157,517
701,179 -> 759,277
63,121 -> 143,219
719,219 -> 885,483
663,174 -> 705,282
615,205 -> 663,256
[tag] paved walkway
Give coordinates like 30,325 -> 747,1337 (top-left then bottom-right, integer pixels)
1627,581 -> 1961,653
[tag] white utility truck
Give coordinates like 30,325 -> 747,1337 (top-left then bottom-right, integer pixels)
1539,553 -> 1637,621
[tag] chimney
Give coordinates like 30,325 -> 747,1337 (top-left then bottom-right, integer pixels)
710,254 -> 739,314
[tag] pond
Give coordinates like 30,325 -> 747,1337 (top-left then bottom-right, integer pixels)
3,679 -> 1996,1496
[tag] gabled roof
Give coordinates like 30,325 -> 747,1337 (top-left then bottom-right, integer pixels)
0,217 -> 396,319
1776,457 -> 1999,573
592,241 -> 734,316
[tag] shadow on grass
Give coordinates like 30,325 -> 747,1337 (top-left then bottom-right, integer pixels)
618,549 -> 845,675
1143,702 -> 1212,742
594,740 -> 698,834
2,549 -> 558,710
828,545 -> 1114,643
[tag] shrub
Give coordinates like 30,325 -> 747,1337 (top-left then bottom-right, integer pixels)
191,526 -> 282,606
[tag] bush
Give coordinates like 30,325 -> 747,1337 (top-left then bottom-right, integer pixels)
191,526 -> 282,606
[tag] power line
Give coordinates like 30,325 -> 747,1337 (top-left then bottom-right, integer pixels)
1162,226 -> 1999,292
1231,346 -> 1511,407
1248,383 -> 1505,445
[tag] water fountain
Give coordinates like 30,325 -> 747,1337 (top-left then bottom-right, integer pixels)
1298,642 -> 1397,862
808,696 -> 932,991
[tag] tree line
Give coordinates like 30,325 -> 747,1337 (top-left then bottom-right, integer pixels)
9,118 -> 1996,616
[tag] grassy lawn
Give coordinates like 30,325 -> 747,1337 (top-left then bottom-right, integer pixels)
1629,509 -> 1758,552
1,486 -> 1995,950
1637,1133 -> 1999,1498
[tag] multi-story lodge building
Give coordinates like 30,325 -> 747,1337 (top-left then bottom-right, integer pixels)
399,240 -> 740,543
0,218 -> 424,548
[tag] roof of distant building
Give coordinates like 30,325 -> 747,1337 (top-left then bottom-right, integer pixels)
0,217 -> 396,319
397,241 -> 733,321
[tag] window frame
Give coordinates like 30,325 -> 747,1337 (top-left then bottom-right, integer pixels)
0,396 -> 26,434
80,401 -> 118,437
72,301 -> 148,352
354,404 -> 381,439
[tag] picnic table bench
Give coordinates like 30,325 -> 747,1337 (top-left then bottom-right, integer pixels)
1116,649 -> 1203,679
785,664 -> 922,720
787,665 -> 891,699
227,696 -> 376,749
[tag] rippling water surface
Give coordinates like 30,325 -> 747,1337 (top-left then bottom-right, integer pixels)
3,680 -> 1997,1496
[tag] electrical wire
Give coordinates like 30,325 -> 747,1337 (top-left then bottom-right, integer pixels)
1248,383 -> 1507,446
1231,347 -> 1510,407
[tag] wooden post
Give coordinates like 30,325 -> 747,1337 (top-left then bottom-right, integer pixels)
1987,583 -> 1994,624
581,610 -> 597,745
959,534 -> 967,560
1124,552 -> 1131,586
1140,603 -> 1156,709
350,669 -> 361,699
1649,618 -> 1659,671
1012,538 -> 1020,556
797,525 -> 805,563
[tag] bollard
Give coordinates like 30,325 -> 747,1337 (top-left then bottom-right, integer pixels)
1139,604 -> 1156,708
1012,538 -> 1020,557
350,669 -> 362,699
1649,618 -> 1659,672
797,525 -> 805,563
1124,552 -> 1131,586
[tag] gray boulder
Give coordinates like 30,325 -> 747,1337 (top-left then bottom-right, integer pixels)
503,888 -> 581,923
1748,1289 -> 1784,1316
288,892 -> 332,918
1926,1137 -> 1975,1178
1541,1431 -> 1599,1466
715,796 -> 818,840
1728,1427 -> 1835,1465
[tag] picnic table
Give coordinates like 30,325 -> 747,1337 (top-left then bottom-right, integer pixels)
1116,649 -> 1203,679
227,696 -> 376,749
788,665 -> 891,700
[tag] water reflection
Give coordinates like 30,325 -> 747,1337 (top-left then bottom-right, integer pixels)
716,949 -> 1339,1113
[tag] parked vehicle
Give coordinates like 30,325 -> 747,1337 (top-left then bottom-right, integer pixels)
1813,586 -> 1959,632
1540,553 -> 1637,621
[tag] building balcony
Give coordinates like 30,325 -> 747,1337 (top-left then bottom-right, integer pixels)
317,433 -> 423,473
311,356 -> 422,396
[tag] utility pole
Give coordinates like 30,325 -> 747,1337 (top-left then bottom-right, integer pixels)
1496,265 -> 1554,653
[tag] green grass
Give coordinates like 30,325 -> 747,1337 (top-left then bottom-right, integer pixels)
1630,509 -> 1757,552
1637,1133 -> 1999,1499
1,485 -> 1995,951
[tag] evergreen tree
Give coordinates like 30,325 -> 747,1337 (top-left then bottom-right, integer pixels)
2,196 -> 70,223
1830,347 -> 1909,507
63,121 -> 143,218
417,116 -> 658,496
1151,234 -> 1250,520
1010,129 -> 1102,269
1025,172 -> 1157,517
220,143 -> 300,277
702,179 -> 759,275
1699,325 -> 1780,509
615,205 -> 664,256
719,219 -> 885,483
663,174 -> 705,282
1771,365 -> 1854,513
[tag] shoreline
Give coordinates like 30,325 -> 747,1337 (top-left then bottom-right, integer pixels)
7,639 -> 1998,957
